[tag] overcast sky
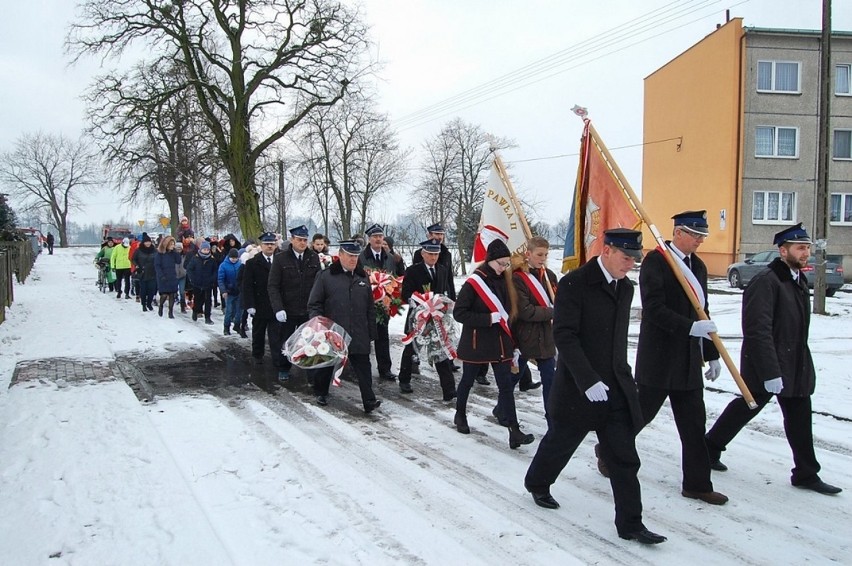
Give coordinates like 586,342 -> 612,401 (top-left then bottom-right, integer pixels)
2,0 -> 851,232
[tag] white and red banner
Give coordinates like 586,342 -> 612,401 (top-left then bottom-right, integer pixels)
472,161 -> 529,262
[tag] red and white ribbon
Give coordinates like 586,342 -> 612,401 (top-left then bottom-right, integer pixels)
400,291 -> 457,360
467,274 -> 513,340
517,271 -> 553,308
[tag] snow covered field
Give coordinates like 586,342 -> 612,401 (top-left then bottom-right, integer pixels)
1,247 -> 850,565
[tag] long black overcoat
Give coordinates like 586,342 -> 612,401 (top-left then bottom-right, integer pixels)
308,261 -> 377,355
241,252 -> 277,318
547,258 -> 643,433
634,246 -> 719,390
741,257 -> 816,398
268,244 -> 321,317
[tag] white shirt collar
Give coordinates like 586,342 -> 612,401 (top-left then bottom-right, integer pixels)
596,256 -> 617,284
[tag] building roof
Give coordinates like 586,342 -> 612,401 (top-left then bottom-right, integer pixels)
744,26 -> 852,39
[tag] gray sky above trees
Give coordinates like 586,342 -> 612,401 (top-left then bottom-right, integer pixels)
2,0 -> 850,231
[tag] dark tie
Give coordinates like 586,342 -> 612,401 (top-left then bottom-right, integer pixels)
684,255 -> 691,270
610,280 -> 617,294
375,253 -> 381,263
428,267 -> 435,280
267,256 -> 272,265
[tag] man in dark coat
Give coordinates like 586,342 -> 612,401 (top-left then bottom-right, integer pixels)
268,225 -> 321,382
630,211 -> 727,505
397,239 -> 457,398
524,229 -> 667,545
307,239 -> 381,413
706,223 -> 841,495
242,232 -> 281,364
46,232 -> 55,254
412,223 -> 453,272
186,240 -> 218,323
359,223 -> 402,380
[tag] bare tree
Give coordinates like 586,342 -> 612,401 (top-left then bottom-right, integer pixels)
295,96 -> 408,239
0,133 -> 100,247
68,0 -> 372,239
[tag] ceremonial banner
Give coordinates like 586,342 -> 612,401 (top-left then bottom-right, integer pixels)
562,120 -> 642,272
472,160 -> 529,262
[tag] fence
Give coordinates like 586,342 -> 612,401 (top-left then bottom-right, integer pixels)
0,241 -> 36,325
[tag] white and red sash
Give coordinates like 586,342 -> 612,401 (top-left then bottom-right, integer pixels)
661,243 -> 706,310
467,274 -> 513,339
516,271 -> 553,308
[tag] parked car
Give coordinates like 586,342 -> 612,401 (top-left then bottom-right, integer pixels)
727,250 -> 844,296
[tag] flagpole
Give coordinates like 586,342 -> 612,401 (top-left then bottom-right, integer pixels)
492,153 -> 557,299
587,122 -> 757,409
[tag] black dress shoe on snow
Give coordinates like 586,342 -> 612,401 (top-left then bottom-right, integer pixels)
519,381 -> 542,392
530,491 -> 560,509
710,458 -> 728,472
795,480 -> 842,495
380,372 -> 397,381
491,406 -> 510,426
442,392 -> 457,402
316,395 -> 328,406
682,490 -> 729,505
452,363 -> 460,372
399,382 -> 413,394
364,399 -> 382,413
474,375 -> 490,385
594,443 -> 611,478
619,528 -> 667,545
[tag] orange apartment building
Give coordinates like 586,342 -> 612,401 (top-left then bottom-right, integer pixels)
642,18 -> 852,279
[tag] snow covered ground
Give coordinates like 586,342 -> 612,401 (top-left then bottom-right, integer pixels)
1,247 -> 850,565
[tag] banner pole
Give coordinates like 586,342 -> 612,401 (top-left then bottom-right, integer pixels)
588,123 -> 757,409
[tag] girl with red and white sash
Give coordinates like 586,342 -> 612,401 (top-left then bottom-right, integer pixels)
453,239 -> 535,449
512,236 -> 559,422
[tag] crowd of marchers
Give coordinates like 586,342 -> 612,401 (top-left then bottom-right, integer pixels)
87,212 -> 842,547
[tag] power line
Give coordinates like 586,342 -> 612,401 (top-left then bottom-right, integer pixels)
506,136 -> 684,164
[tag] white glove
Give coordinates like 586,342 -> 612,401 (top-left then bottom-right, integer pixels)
764,377 -> 783,394
246,308 -> 256,316
275,310 -> 287,323
704,359 -> 722,382
689,320 -> 717,339
490,312 -> 501,324
585,381 -> 609,402
512,349 -> 520,367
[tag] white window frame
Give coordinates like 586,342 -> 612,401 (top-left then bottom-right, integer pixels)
836,63 -> 852,96
830,193 -> 852,225
757,60 -> 801,94
833,129 -> 852,160
755,126 -> 799,158
752,190 -> 797,225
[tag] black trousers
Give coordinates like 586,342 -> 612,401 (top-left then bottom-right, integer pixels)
279,314 -> 308,370
251,316 -> 282,364
374,321 -> 392,374
706,391 -> 821,486
398,344 -> 456,398
638,385 -> 714,493
114,269 -> 131,297
311,353 -> 376,409
525,404 -> 644,536
192,288 -> 212,318
457,361 -> 518,425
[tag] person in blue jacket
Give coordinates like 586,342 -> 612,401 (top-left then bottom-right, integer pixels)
218,248 -> 243,335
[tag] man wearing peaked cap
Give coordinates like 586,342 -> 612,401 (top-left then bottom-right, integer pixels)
396,239 -> 457,396
627,209 -> 728,506
359,225 -> 403,381
413,222 -> 453,272
268,224 -> 321,382
242,229 -> 282,376
307,236 -> 382,413
706,223 -> 841,495
525,226 -> 667,544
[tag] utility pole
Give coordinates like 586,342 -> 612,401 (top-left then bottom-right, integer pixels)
278,160 -> 287,233
813,0 -> 831,314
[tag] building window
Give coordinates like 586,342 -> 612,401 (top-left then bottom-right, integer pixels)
755,126 -> 798,158
830,193 -> 852,224
757,61 -> 800,93
834,130 -> 852,159
753,191 -> 795,223
837,64 -> 851,95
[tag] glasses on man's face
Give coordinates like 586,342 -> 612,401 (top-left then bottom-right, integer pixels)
681,229 -> 707,240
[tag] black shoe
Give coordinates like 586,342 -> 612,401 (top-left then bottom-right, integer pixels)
224,326 -> 231,335
710,458 -> 728,472
474,375 -> 490,385
442,392 -> 457,402
277,370 -> 289,383
526,487 -> 560,510
594,443 -> 611,478
682,490 -> 729,505
508,425 -> 534,449
237,328 -> 248,338
192,312 -> 198,321
364,399 -> 382,413
205,318 -> 214,325
454,411 -> 470,434
316,395 -> 328,406
399,382 -> 413,394
452,363 -> 461,373
619,528 -> 667,545
795,480 -> 842,495
519,381 -> 542,392
380,371 -> 397,381
142,305 -> 148,312
492,406 -> 510,426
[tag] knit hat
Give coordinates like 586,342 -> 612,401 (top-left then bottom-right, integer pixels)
228,248 -> 239,258
141,232 -> 151,243
485,239 -> 511,261
200,241 -> 211,252
122,237 -> 130,247
175,242 -> 183,251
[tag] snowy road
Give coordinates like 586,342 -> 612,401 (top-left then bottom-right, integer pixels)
1,247 -> 850,565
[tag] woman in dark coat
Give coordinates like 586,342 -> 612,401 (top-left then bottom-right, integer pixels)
186,241 -> 219,323
154,236 -> 181,318
133,233 -> 158,312
453,239 -> 534,449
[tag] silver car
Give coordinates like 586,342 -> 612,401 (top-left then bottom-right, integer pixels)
727,250 -> 844,296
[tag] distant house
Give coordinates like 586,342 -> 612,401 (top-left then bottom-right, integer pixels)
642,18 -> 852,279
